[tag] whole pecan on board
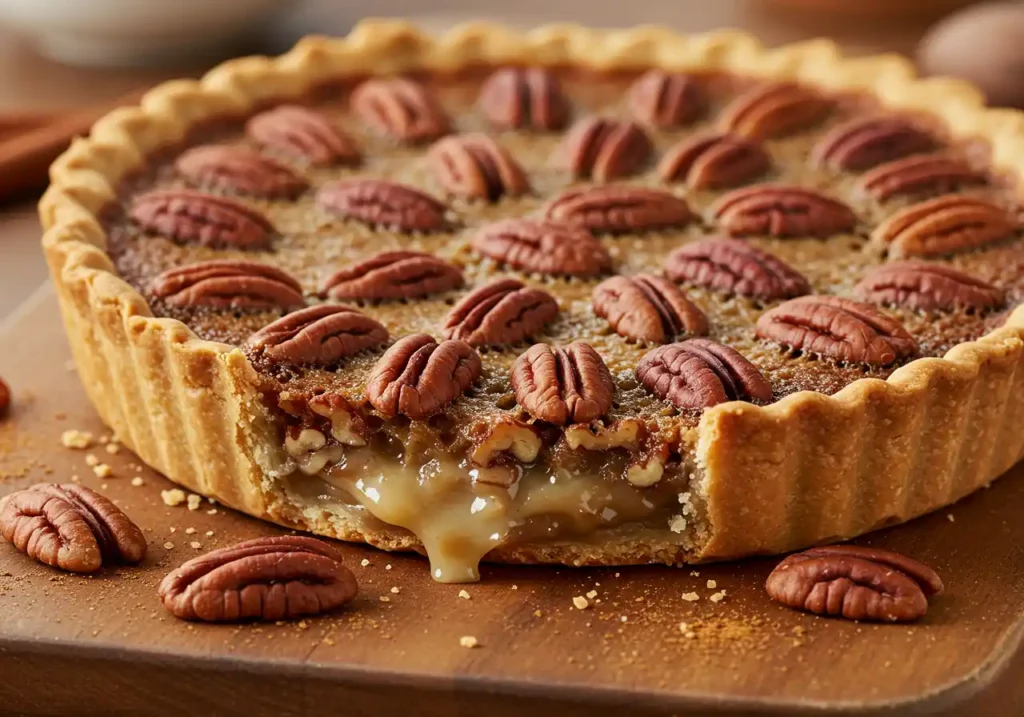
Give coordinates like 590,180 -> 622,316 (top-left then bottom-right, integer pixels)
151,260 -> 305,310
756,295 -> 918,366
158,536 -> 358,622
247,305 -> 389,367
477,67 -> 570,131
855,262 -> 1004,313
556,117 -> 653,182
317,178 -> 449,233
765,545 -> 943,622
592,274 -> 708,344
350,77 -> 450,143
129,189 -> 274,251
0,483 -> 146,573
510,342 -> 615,425
427,134 -> 530,201
323,250 -> 464,301
0,376 -> 9,418
857,154 -> 984,202
812,115 -> 939,172
718,82 -> 832,140
366,333 -> 482,420
666,238 -> 810,301
443,279 -> 560,347
175,145 -> 308,199
546,186 -> 692,235
628,70 -> 706,128
871,195 -> 1018,258
636,338 -> 772,410
657,131 -> 771,190
246,105 -> 361,167
471,218 -> 611,277
710,185 -> 857,238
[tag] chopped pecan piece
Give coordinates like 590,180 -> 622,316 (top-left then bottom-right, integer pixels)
427,134 -> 530,201
657,131 -> 770,190
666,238 -> 810,301
443,278 -> 560,347
317,179 -> 448,233
756,295 -> 917,366
636,338 -> 772,410
812,115 -> 938,171
556,117 -> 652,181
871,195 -> 1017,258
323,250 -> 464,301
366,334 -> 481,419
628,70 -> 705,128
858,154 -> 984,201
592,274 -> 708,344
711,185 -> 857,238
0,483 -> 146,573
247,305 -> 388,366
546,186 -> 692,235
477,67 -> 570,131
151,260 -> 305,310
471,219 -> 611,277
510,342 -> 614,425
350,77 -> 450,143
718,82 -> 832,140
129,189 -> 274,250
855,262 -> 1004,313
175,145 -> 307,199
158,536 -> 358,622
245,105 -> 360,166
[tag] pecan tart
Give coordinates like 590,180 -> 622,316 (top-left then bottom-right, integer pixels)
41,22 -> 1024,583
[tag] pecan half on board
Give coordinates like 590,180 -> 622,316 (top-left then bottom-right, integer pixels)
174,145 -> 308,199
511,342 -> 614,425
150,260 -> 305,310
811,115 -> 939,172
871,195 -> 1018,258
627,70 -> 706,128
855,262 -> 1004,313
323,251 -> 464,301
666,238 -> 810,302
366,334 -> 482,420
546,186 -> 692,235
427,134 -> 530,201
443,279 -> 560,347
471,219 -> 611,277
592,274 -> 708,344
158,536 -> 357,622
246,105 -> 361,167
857,154 -> 984,202
717,82 -> 832,140
477,67 -> 570,131
765,545 -> 943,622
555,117 -> 653,182
129,189 -> 274,251
636,338 -> 772,410
350,77 -> 450,143
317,179 -> 449,233
657,131 -> 771,190
0,483 -> 146,573
247,305 -> 388,367
756,295 -> 918,366
710,185 -> 857,239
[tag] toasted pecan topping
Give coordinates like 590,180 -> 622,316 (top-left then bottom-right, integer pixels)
323,251 -> 464,301
247,305 -> 388,366
711,185 -> 857,238
855,262 -> 1004,312
592,274 -> 708,344
857,154 -> 984,201
428,134 -> 530,201
129,189 -> 274,250
666,238 -> 810,301
658,131 -> 771,189
350,77 -> 450,143
812,115 -> 938,171
246,105 -> 361,166
628,70 -> 705,128
443,278 -> 560,347
718,82 -> 832,140
317,179 -> 449,233
511,342 -> 614,425
175,145 -> 307,199
150,260 -> 305,310
471,219 -> 611,277
477,67 -> 570,131
546,185 -> 692,235
556,117 -> 652,181
871,195 -> 1018,258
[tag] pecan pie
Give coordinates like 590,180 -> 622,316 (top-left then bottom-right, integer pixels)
40,22 -> 1024,583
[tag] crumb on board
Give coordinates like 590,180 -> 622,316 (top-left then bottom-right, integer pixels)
92,464 -> 112,478
459,636 -> 479,649
682,592 -> 700,602
187,494 -> 202,511
131,477 -> 144,487
360,559 -> 370,567
163,542 -> 174,550
60,430 -> 93,449
706,580 -> 717,590
458,589 -> 471,600
573,596 -> 590,610
161,489 -> 186,507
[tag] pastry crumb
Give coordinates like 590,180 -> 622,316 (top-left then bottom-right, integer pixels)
60,430 -> 93,449
682,592 -> 700,602
163,542 -> 174,550
947,513 -> 955,522
511,584 -> 518,590
534,609 -> 543,618
104,443 -> 120,455
161,489 -> 187,507
710,590 -> 727,603
669,515 -> 687,534
459,636 -> 479,649
458,589 -> 471,600
92,464 -> 112,478
379,596 -> 390,603
706,579 -> 717,589
187,494 -> 202,511
360,559 -> 370,567
572,596 -> 590,610
205,530 -> 214,537
189,541 -> 202,550
131,477 -> 144,487
184,527 -> 196,535
586,589 -> 598,599
84,454 -> 99,467
390,587 -> 400,594
385,564 -> 392,570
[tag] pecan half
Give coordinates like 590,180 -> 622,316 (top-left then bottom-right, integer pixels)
628,70 -> 705,128
812,115 -> 938,171
756,295 -> 918,366
711,185 -> 857,238
443,278 -> 560,347
556,117 -> 653,181
477,67 -> 570,131
765,545 -> 943,622
129,189 -> 274,251
366,333 -> 482,419
245,105 -> 360,166
317,179 -> 448,233
350,77 -> 450,143
718,82 -> 832,140
666,238 -> 810,301
323,250 -> 464,301
247,305 -> 388,366
471,219 -> 611,277
636,338 -> 772,410
657,131 -> 771,190
158,536 -> 357,622
150,260 -> 305,310
427,134 -> 530,201
0,483 -> 146,573
855,261 -> 1004,313
0,377 -> 8,418
858,154 -> 984,201
511,342 -> 614,425
871,195 -> 1018,258
175,145 -> 307,199
592,274 -> 708,344
546,186 -> 692,235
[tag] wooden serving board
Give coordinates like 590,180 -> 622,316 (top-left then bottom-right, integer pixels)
1,288 -> 1023,717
